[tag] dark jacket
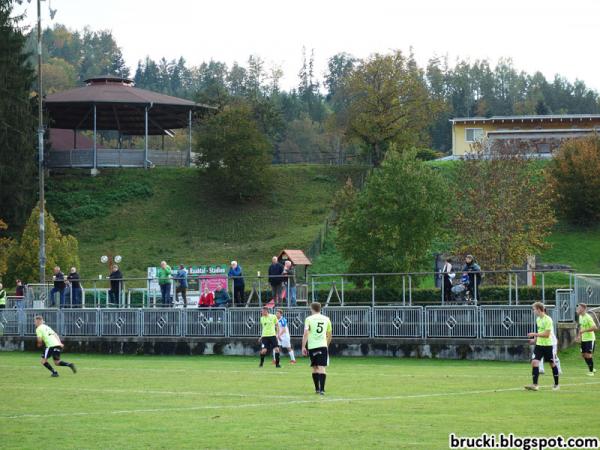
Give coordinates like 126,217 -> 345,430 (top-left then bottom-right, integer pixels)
284,266 -> 296,287
53,271 -> 65,290
68,272 -> 81,290
462,261 -> 482,288
268,262 -> 284,285
109,270 -> 123,292
214,289 -> 231,306
15,285 -> 25,297
228,266 -> 245,287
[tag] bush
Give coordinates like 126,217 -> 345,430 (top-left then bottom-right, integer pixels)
550,135 -> 600,226
415,148 -> 444,161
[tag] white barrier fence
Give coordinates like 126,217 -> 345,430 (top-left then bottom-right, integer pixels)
0,306 -> 555,339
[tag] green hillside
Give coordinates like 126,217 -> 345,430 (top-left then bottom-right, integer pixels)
46,165 -> 365,280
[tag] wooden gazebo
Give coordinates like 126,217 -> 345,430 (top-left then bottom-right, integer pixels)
44,75 -> 215,172
278,249 -> 312,280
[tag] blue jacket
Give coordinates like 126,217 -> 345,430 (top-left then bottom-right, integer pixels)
268,262 -> 284,285
228,266 -> 244,287
214,289 -> 231,306
176,269 -> 188,288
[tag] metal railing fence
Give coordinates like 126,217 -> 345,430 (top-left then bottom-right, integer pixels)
0,305 -> 559,340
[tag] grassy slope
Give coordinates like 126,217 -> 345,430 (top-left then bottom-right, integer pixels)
47,166 -> 364,280
1,351 -> 599,449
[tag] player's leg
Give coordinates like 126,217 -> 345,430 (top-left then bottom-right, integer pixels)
311,366 -> 320,393
259,338 -> 267,367
582,342 -> 595,375
525,348 -> 541,391
54,349 -> 76,374
318,366 -> 327,395
274,345 -> 281,368
538,356 -> 545,374
41,348 -> 58,376
549,354 -> 559,390
287,346 -> 296,363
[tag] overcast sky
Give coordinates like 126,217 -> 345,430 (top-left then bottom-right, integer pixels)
15,0 -> 600,91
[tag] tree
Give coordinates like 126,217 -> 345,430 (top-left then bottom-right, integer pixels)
7,204 -> 79,284
337,149 -> 448,281
194,102 -> 273,202
0,0 -> 37,230
336,50 -> 435,166
452,142 -> 556,275
550,135 -> 600,226
0,218 -> 14,281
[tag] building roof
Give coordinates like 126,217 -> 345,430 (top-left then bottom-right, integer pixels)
278,249 -> 312,266
450,114 -> 600,124
44,76 -> 216,135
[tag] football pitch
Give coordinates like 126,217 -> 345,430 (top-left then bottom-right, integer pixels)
1,350 -> 599,449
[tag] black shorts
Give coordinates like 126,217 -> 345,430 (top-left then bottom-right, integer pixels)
261,336 -> 278,351
308,347 -> 329,367
532,345 -> 554,363
42,346 -> 62,360
581,341 -> 596,354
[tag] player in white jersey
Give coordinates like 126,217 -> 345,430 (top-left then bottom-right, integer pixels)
538,306 -> 562,375
274,309 -> 296,364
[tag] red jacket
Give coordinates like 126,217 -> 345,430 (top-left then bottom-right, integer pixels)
199,292 -> 215,307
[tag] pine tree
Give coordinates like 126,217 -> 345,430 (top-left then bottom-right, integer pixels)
0,0 -> 37,230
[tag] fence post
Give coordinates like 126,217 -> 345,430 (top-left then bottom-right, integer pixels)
541,272 -> 545,303
311,277 -> 315,302
341,277 -> 345,306
258,276 -> 262,307
408,275 -> 412,306
402,276 -> 405,306
371,276 -> 375,307
515,273 -> 519,305
509,274 -> 512,305
440,271 -> 444,305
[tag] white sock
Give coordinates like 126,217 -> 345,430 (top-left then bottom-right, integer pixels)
289,350 -> 296,361
272,349 -> 276,360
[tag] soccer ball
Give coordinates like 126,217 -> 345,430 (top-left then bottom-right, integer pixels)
100,255 -> 109,264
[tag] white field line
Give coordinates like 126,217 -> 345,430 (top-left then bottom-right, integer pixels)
0,385 -> 303,399
2,381 -> 600,420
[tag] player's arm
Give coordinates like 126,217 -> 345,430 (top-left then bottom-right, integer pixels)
528,329 -> 550,338
301,327 -> 309,356
36,337 -> 43,348
326,319 -> 332,346
579,320 -> 598,336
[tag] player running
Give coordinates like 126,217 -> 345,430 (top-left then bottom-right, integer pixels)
259,307 -> 281,368
275,309 -> 296,364
525,302 -> 559,391
302,302 -> 332,395
35,315 -> 76,377
576,303 -> 597,376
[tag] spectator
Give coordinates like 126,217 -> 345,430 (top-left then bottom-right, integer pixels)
109,265 -> 123,306
49,266 -> 66,308
268,256 -> 284,305
175,264 -> 188,307
0,283 -> 6,309
462,255 -> 482,301
214,283 -> 231,307
14,279 -> 25,311
441,257 -> 453,303
283,261 -> 297,307
198,287 -> 215,307
67,267 -> 82,308
228,261 -> 245,306
157,261 -> 173,307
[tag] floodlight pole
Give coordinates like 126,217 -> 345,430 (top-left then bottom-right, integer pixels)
37,0 -> 46,284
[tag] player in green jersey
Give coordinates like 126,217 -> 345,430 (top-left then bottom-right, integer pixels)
35,315 -> 76,377
258,307 -> 281,368
576,303 -> 598,376
525,302 -> 558,391
302,302 -> 332,395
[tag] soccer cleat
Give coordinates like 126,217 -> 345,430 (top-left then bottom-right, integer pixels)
524,384 -> 539,391
51,372 -> 59,377
276,364 -> 282,368
587,371 -> 595,377
69,363 -> 77,374
315,390 -> 320,394
259,363 -> 264,368
319,391 -> 325,396
290,360 -> 297,365
552,385 -> 560,391
539,369 -> 545,375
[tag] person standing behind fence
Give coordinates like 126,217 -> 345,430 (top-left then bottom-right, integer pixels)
283,261 -> 297,307
49,266 -> 66,308
441,257 -> 453,303
109,265 -> 122,306
268,257 -> 284,305
157,261 -> 173,306
15,279 -> 25,310
175,264 -> 188,307
228,261 -> 245,306
67,267 -> 82,308
0,283 -> 6,309
462,255 -> 482,301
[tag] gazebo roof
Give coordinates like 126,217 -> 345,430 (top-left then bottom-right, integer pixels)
44,76 -> 215,135
278,249 -> 312,266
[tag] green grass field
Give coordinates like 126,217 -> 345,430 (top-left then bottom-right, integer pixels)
1,349 -> 599,449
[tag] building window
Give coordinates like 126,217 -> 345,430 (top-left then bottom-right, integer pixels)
465,128 -> 484,142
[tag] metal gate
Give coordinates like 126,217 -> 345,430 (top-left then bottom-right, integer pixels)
228,308 -> 262,337
324,307 -> 371,337
23,309 -> 60,336
481,306 -> 536,338
425,306 -> 479,338
62,309 -> 99,336
0,309 -> 20,336
184,308 -> 227,337
372,307 -> 423,338
142,309 -> 181,336
100,309 -> 140,336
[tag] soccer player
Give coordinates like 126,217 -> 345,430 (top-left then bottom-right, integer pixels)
302,302 -> 332,395
539,305 -> 561,375
576,303 -> 597,376
525,302 -> 559,391
35,315 -> 76,377
258,307 -> 281,368
275,309 -> 296,364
